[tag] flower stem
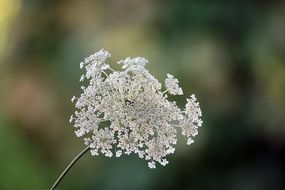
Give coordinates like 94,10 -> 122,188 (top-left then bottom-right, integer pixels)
51,146 -> 91,190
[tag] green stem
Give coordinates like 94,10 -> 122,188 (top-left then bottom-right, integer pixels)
50,146 -> 91,190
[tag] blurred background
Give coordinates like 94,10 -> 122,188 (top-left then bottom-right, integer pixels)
0,0 -> 285,189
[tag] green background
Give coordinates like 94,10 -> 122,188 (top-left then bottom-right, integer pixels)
0,0 -> 284,189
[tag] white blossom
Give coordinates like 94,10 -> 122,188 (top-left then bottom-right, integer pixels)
115,150 -> 122,157
71,49 -> 203,168
179,94 -> 203,145
165,74 -> 183,95
118,57 -> 148,69
148,161 -> 156,169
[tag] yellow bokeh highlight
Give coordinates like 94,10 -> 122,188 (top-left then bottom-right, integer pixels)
0,0 -> 21,57
0,0 -> 21,22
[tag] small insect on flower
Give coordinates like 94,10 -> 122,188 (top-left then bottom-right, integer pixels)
71,49 -> 203,169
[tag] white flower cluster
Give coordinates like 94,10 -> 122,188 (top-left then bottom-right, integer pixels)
165,74 -> 183,95
70,49 -> 203,169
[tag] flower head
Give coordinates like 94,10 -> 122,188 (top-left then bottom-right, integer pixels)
165,74 -> 183,95
71,49 -> 203,168
118,57 -> 148,69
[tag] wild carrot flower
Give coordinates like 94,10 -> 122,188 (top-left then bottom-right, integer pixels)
70,49 -> 203,169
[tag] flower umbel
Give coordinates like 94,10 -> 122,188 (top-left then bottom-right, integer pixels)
71,49 -> 203,169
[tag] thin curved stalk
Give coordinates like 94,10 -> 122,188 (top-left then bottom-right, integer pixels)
51,146 -> 91,190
